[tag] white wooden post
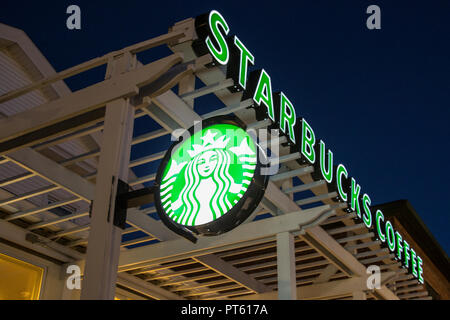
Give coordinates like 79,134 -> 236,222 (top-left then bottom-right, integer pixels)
178,73 -> 195,108
282,178 -> 294,201
80,53 -> 135,299
277,231 -> 297,300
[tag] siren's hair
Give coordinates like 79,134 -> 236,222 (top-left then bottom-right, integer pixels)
211,150 -> 234,218
175,149 -> 234,226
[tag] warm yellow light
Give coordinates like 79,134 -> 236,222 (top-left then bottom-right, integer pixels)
0,253 -> 44,300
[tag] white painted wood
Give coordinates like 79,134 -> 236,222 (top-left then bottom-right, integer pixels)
0,50 -> 48,115
0,185 -> 59,207
276,232 -> 297,300
180,78 -> 234,100
314,264 -> 339,284
0,53 -> 183,150
126,208 -> 178,241
194,254 -> 271,294
81,52 -> 137,299
352,291 -> 367,300
178,72 -> 195,108
115,287 -> 147,300
6,147 -> 95,201
303,226 -> 399,300
0,218 -> 83,262
201,99 -> 253,119
283,180 -> 326,194
81,93 -> 134,299
270,166 -> 313,182
0,23 -> 71,100
234,277 -> 365,300
4,197 -> 80,221
116,272 -> 184,300
118,205 -> 333,270
27,210 -> 89,230
0,28 -> 185,104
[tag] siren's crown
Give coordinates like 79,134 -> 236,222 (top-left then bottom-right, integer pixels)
187,130 -> 229,157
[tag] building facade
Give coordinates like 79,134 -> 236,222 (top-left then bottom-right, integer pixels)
0,14 -> 448,300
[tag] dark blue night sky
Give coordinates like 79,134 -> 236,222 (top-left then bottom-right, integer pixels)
1,1 -> 449,254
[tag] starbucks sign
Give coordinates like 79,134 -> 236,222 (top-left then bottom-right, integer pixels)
155,116 -> 268,237
185,9 -> 425,283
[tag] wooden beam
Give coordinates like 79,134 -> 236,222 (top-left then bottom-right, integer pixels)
0,30 -> 185,104
0,185 -> 59,207
0,218 -> 83,262
27,211 -> 89,230
313,264 -> 339,284
118,205 -> 334,270
233,277 -> 366,300
0,108 -> 106,155
4,197 -> 80,221
6,145 -> 175,249
0,53 -> 183,152
116,272 -> 184,300
0,172 -> 35,188
194,254 -> 271,294
115,287 -> 147,300
149,89 -> 202,129
5,147 -> 95,201
302,226 -> 398,300
352,291 -> 367,300
126,208 -> 178,241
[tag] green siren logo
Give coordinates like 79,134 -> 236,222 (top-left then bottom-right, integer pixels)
162,125 -> 255,225
155,117 -> 268,238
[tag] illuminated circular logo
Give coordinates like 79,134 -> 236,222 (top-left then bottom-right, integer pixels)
155,116 -> 268,237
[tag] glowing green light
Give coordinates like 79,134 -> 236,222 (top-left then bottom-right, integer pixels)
159,124 -> 257,227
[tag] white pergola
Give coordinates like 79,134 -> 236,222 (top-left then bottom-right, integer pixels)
0,19 -> 431,300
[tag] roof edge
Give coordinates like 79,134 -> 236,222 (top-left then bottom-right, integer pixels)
0,23 -> 71,97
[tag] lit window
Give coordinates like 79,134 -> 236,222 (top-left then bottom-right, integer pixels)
0,253 -> 44,300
